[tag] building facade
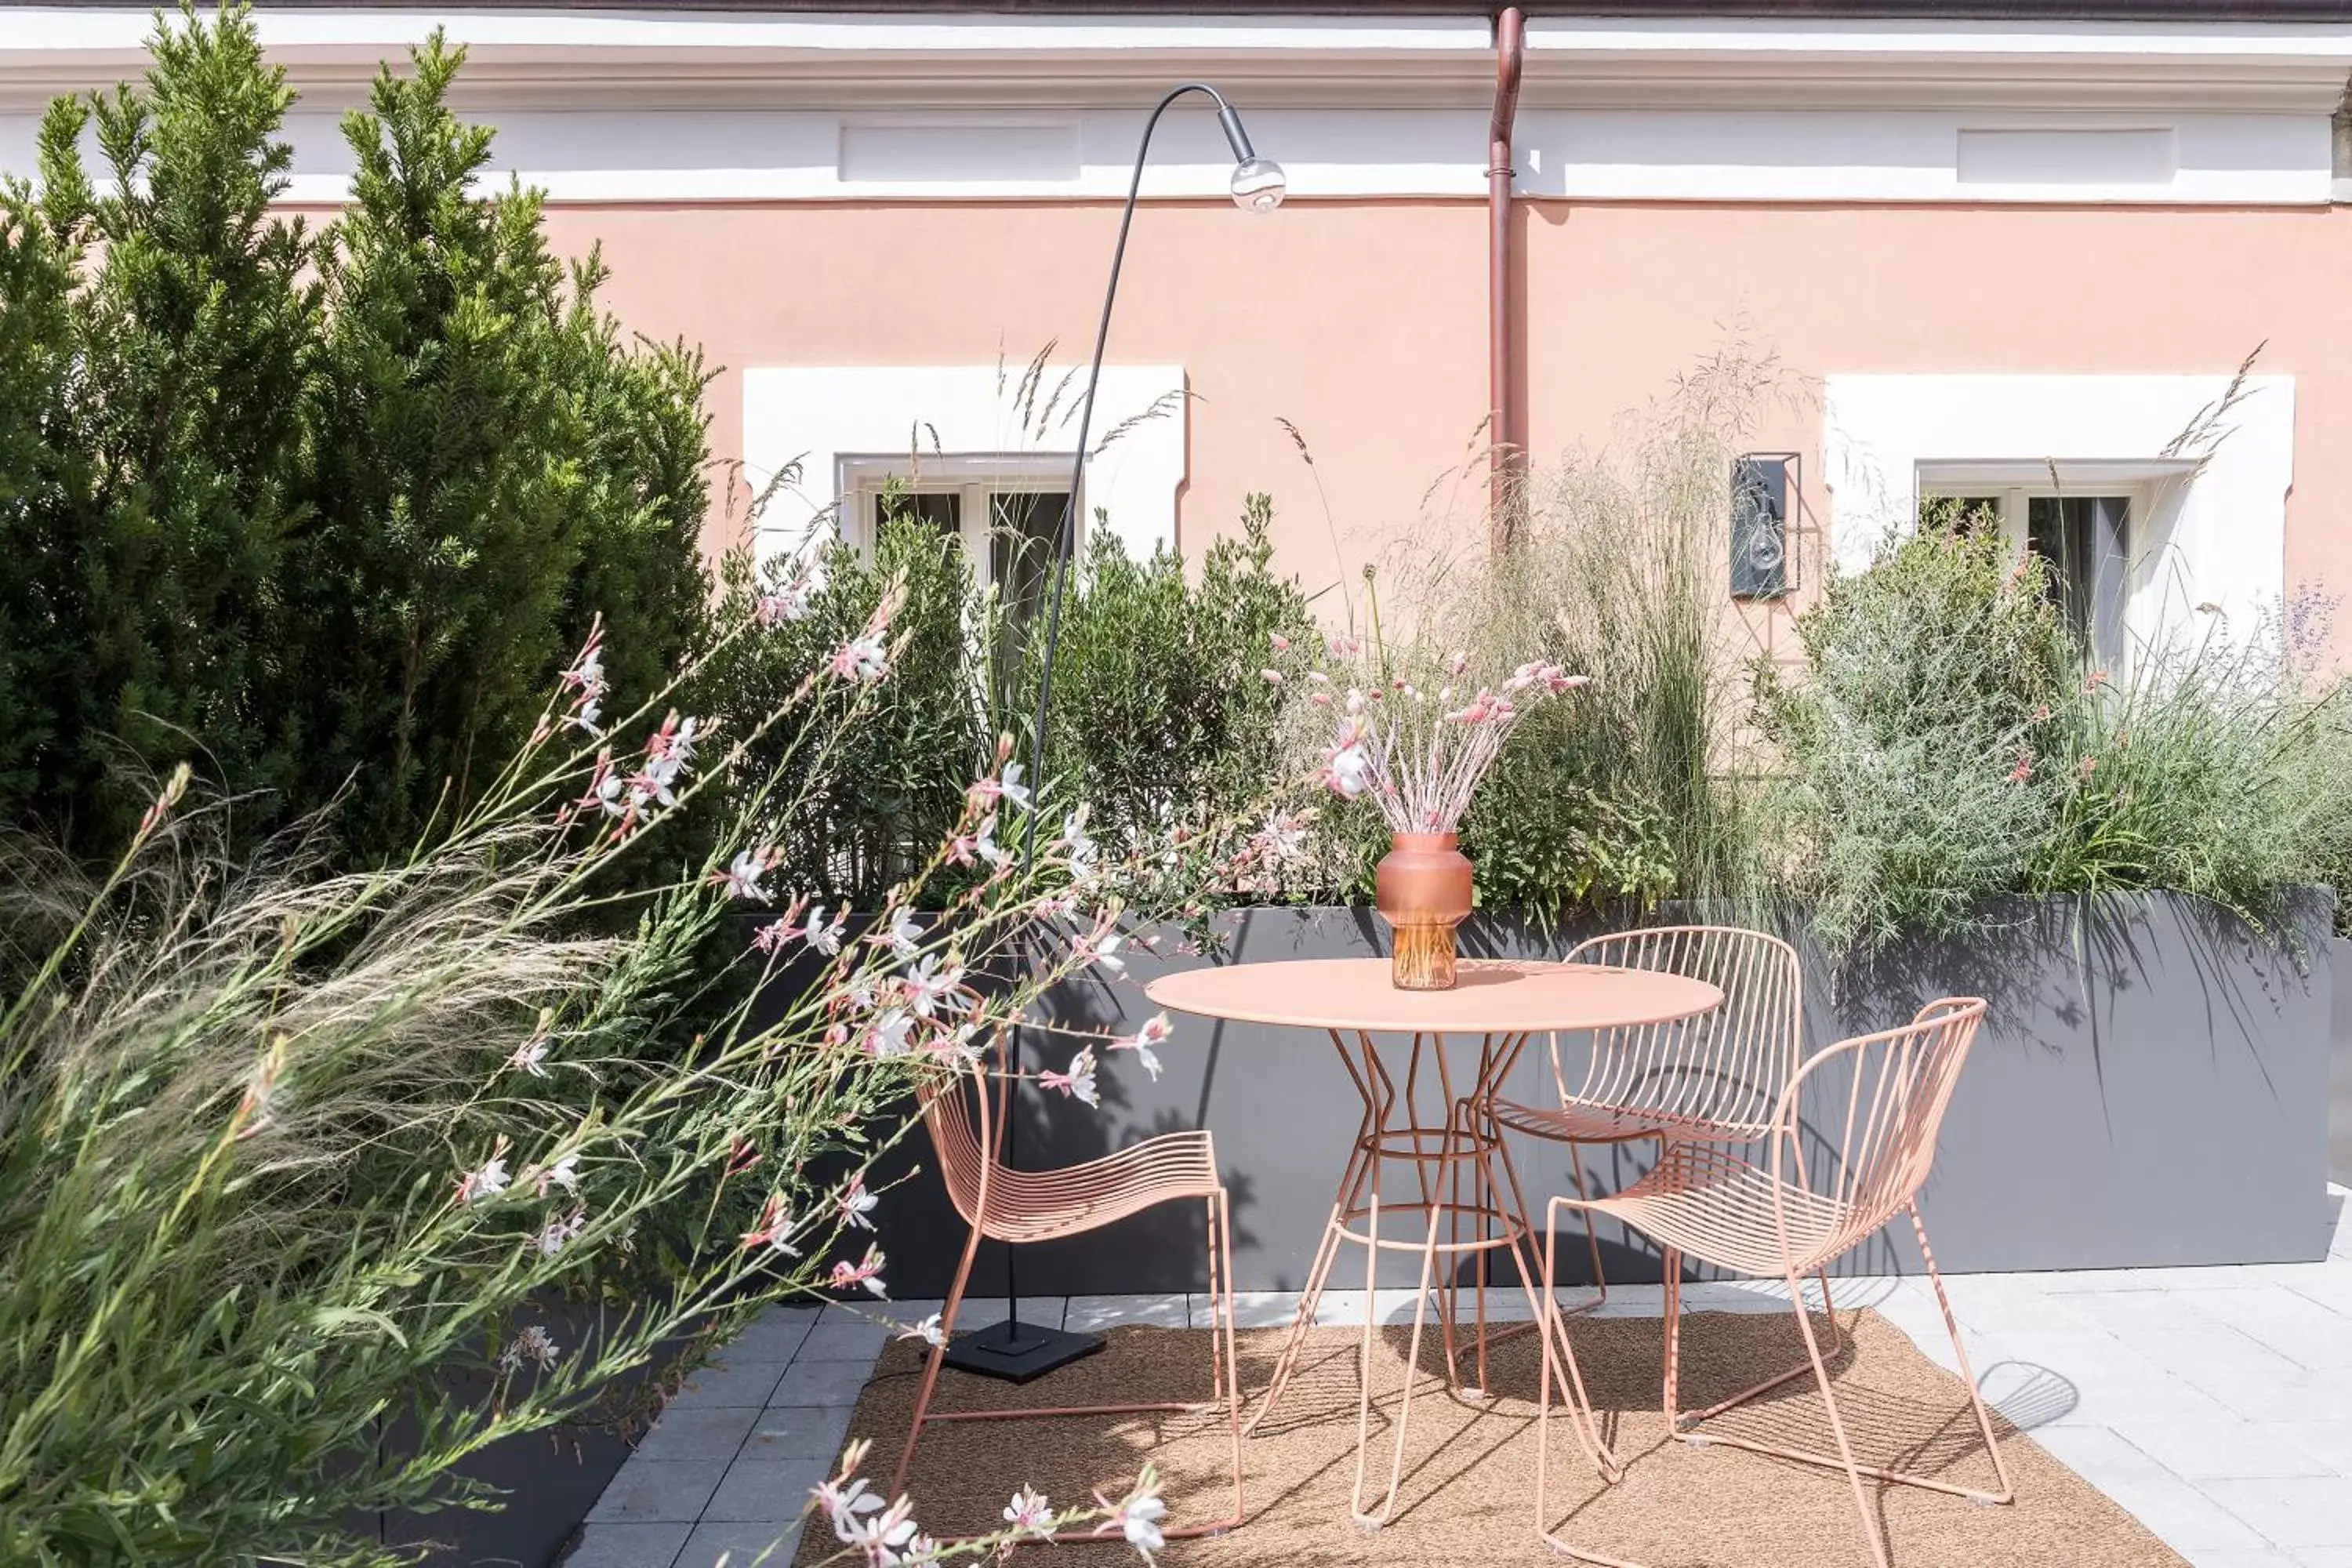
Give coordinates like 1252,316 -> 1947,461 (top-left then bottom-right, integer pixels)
9,2 -> 2351,663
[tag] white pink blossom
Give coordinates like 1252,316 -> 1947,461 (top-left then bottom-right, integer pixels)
1109,1012 -> 1172,1083
1040,1047 -> 1100,1108
1004,1484 -> 1054,1540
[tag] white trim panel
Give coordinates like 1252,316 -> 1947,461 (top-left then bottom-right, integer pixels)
6,103 -> 2328,208
1823,372 -> 2296,652
741,365 -> 1185,567
1517,109 -> 2328,204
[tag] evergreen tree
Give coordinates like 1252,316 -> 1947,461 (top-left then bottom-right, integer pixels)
0,6 -> 713,862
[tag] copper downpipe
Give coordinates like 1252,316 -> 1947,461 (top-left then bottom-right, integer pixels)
1488,5 -> 1526,551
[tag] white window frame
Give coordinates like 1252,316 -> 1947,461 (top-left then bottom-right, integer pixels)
1824,375 -> 2296,659
836,452 -> 1076,586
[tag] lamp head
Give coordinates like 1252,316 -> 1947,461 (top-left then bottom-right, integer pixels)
1214,100 -> 1286,213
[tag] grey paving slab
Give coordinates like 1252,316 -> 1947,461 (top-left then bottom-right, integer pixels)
702,1454 -> 831,1523
791,1319 -> 892,1361
742,1405 -> 855,1465
769,1356 -> 873,1408
563,1520 -> 691,1568
722,1306 -> 820,1363
2114,1416 -> 2341,1483
2198,1476 -> 2352,1550
2171,1285 -> 2352,1370
585,1459 -> 725,1525
2027,1427 -> 2273,1555
674,1519 -> 802,1568
666,1355 -> 791,1411
2260,1420 -> 2352,1478
630,1404 -> 762,1465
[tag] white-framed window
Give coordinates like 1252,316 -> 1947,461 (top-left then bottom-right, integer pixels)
837,453 -> 1073,622
1917,458 -> 2200,672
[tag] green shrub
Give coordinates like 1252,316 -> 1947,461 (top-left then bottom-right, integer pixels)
0,607 -> 1189,1564
705,508 -> 993,908
1017,494 -> 1316,855
1753,509 -> 2073,955
0,8 -> 711,865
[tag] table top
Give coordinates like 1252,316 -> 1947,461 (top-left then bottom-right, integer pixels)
1145,957 -> 1723,1036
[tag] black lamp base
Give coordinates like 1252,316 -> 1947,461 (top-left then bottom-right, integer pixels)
940,1318 -> 1106,1384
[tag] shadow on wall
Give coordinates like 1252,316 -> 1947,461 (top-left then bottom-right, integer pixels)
793,895 -> 2332,1298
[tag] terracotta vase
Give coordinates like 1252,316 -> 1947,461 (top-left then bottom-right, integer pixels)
1374,831 -> 1474,990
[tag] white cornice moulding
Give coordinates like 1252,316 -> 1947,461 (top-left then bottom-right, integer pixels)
5,11 -> 2351,116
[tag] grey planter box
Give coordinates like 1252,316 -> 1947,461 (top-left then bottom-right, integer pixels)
855,893 -> 2334,1296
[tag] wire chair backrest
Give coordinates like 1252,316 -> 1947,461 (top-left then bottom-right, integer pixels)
1560,924 -> 1803,1133
1777,997 -> 1986,1254
915,1064 -> 1007,1230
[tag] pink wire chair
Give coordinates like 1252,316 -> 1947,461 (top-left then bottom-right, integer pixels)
1483,926 -> 1805,1310
889,1057 -> 1245,1541
1535,998 -> 2013,1568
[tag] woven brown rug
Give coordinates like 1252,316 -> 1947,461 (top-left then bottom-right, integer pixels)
805,1309 -> 2183,1567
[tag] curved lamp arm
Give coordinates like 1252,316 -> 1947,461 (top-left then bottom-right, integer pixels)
1018,82 -> 1277,869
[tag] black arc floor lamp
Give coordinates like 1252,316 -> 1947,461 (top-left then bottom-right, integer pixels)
941,84 -> 1283,1383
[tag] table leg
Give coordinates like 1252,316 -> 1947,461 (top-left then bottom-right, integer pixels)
1245,1028 -> 1379,1438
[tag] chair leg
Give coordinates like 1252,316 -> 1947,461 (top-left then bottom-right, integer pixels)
1671,1264 -> 1838,1432
891,1202 -> 987,1501
1213,1190 -> 1247,1532
1566,1139 -> 1610,1309
1787,1267 -> 1893,1568
1913,1200 -> 2015,1505
1661,1244 -> 1682,1422
1536,1198 -> 1640,1566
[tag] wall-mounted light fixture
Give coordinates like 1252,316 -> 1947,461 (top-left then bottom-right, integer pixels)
1731,453 -> 1798,600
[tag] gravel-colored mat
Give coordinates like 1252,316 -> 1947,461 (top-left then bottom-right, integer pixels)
805,1309 -> 2183,1567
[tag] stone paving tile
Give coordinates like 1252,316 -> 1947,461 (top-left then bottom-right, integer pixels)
2198,1476 -> 2352,1551
723,1306 -> 820,1363
2028,1427 -> 2273,1556
674,1519 -> 801,1568
630,1403 -> 762,1465
2168,1286 -> 2352,1369
2259,1420 -> 2352,1478
769,1357 -> 873,1408
666,1356 -> 791,1411
791,1319 -> 893,1362
2114,1415 -> 2341,1483
586,1459 -> 725,1524
742,1405 -> 855,1464
564,1520 -> 691,1568
702,1454 -> 831,1523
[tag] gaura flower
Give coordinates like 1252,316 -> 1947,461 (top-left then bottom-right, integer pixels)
838,1172 -> 880,1231
1040,1047 -> 1101,1108
535,1207 -> 587,1258
829,634 -> 889,683
1109,1012 -> 1173,1083
816,1475 -> 887,1545
1094,1465 -> 1169,1559
714,847 -> 777,901
863,1009 -> 914,1058
508,1010 -> 555,1077
740,1192 -> 803,1256
534,1153 -> 581,1197
458,1145 -> 511,1205
804,906 -> 847,956
1004,1484 -> 1054,1540
906,955 -> 964,1018
879,910 -> 922,957
829,1244 -> 888,1297
499,1324 -> 561,1374
898,1312 -> 946,1348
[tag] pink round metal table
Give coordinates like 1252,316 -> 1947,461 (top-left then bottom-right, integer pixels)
1145,956 -> 1724,1527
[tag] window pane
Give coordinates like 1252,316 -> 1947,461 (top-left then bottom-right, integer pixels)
990,491 -> 1069,626
879,488 -> 960,536
2026,495 -> 2129,666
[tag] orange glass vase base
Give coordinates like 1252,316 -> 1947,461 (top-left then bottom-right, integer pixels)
1374,832 -> 1474,992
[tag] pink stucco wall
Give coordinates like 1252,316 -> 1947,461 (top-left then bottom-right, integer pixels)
541,199 -> 1489,612
546,196 -> 2352,632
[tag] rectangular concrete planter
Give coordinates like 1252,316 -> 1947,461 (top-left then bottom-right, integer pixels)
862,892 -> 2335,1295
